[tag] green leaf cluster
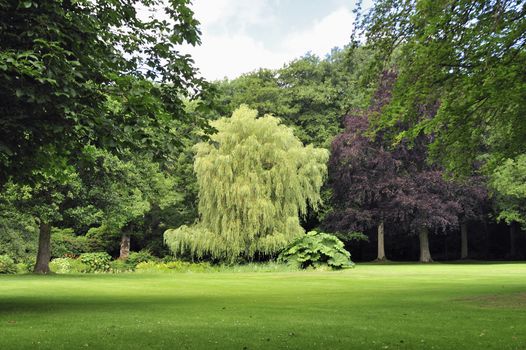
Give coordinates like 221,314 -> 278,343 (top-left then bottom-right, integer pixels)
0,254 -> 17,274
278,231 -> 353,270
79,252 -> 112,273
491,154 -> 526,228
49,257 -> 88,274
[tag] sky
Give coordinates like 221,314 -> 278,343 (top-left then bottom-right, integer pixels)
182,0 -> 368,81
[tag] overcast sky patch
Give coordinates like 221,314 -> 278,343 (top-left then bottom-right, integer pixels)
182,0 -> 364,81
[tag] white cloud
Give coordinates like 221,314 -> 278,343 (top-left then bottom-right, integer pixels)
184,2 -> 355,81
191,0 -> 276,31
188,33 -> 284,81
281,7 -> 355,58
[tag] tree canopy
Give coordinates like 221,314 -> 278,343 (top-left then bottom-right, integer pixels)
358,0 -> 526,174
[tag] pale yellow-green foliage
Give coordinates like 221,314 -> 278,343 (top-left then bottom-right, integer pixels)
164,105 -> 328,262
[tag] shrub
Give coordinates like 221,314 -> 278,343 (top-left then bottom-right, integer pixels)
110,259 -> 132,273
0,255 -> 17,274
278,231 -> 353,270
68,259 -> 88,273
79,252 -> 111,273
16,262 -> 31,274
217,262 -> 299,273
49,257 -> 88,274
50,258 -> 71,274
135,260 -> 213,273
126,250 -> 157,268
135,261 -> 167,272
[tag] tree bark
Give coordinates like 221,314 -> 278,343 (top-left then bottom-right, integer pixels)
510,222 -> 517,258
34,222 -> 52,274
376,220 -> 387,261
460,222 -> 468,259
419,227 -> 433,263
119,233 -> 131,260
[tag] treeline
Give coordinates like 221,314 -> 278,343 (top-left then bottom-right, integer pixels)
1,0 -> 525,271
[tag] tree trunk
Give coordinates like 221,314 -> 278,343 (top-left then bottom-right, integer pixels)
376,220 -> 387,261
510,222 -> 517,258
119,233 -> 131,260
419,227 -> 433,263
34,222 -> 52,274
460,222 -> 468,259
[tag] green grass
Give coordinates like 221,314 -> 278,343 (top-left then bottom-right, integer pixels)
1,263 -> 526,350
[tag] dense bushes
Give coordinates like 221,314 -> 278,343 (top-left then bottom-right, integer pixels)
127,250 -> 157,268
51,228 -> 92,258
279,231 -> 353,269
79,253 -> 112,273
49,257 -> 88,274
0,255 -> 17,274
135,260 -> 212,273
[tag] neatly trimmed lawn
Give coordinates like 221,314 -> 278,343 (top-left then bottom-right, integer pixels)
1,264 -> 525,349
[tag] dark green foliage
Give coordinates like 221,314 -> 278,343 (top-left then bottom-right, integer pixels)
212,47 -> 374,148
0,0 -> 209,183
279,231 -> 352,269
51,228 -> 91,258
0,206 -> 37,262
79,252 -> 111,273
126,250 -> 158,268
0,254 -> 16,274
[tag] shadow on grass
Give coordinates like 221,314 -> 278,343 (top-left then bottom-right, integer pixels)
0,293 -> 219,318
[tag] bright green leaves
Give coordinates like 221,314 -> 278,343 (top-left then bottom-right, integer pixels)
491,154 -> 526,228
165,106 -> 329,262
278,231 -> 353,270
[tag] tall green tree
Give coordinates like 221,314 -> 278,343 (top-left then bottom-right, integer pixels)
164,106 -> 329,263
358,0 -> 526,174
213,47 -> 374,148
0,0 -> 208,273
491,154 -> 526,257
80,146 -> 181,260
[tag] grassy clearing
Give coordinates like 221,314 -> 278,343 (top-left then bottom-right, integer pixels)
1,263 -> 525,350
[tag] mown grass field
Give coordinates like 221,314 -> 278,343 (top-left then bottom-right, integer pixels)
1,263 -> 525,350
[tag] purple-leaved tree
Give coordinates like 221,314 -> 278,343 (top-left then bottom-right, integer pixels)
325,72 -> 403,261
326,114 -> 402,260
326,72 -> 467,262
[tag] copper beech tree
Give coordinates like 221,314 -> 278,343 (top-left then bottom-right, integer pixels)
325,73 -> 486,262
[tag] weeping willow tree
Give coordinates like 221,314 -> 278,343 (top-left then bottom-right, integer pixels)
164,105 -> 328,262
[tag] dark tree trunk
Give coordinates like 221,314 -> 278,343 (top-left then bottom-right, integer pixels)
376,220 -> 387,261
460,222 -> 468,259
419,227 -> 433,263
510,222 -> 517,259
119,233 -> 131,260
34,222 -> 52,274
